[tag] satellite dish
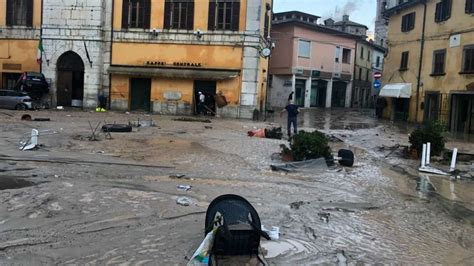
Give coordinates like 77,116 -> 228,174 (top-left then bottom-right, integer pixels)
261,47 -> 271,58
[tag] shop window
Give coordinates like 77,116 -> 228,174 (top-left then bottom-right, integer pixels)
208,0 -> 240,31
121,0 -> 151,29
400,51 -> 409,70
164,0 -> 194,30
299,40 -> 311,58
462,45 -> 474,73
467,0 -> 474,13
6,0 -> 33,27
435,0 -> 451,23
2,73 -> 22,90
432,49 -> 446,75
342,48 -> 351,64
401,12 -> 415,32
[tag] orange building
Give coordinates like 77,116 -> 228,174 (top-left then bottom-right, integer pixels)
109,0 -> 273,118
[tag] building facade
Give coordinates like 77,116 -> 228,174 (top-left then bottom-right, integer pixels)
375,0 -> 398,47
326,15 -> 368,37
0,0 -> 41,90
109,0 -> 272,118
269,11 -> 359,109
352,40 -> 386,108
381,0 -> 474,134
1,0 -> 272,119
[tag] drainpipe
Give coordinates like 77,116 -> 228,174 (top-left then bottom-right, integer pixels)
40,0 -> 43,73
108,0 -> 114,110
415,0 -> 427,123
352,40 -> 359,108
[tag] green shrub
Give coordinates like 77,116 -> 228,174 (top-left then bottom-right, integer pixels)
409,121 -> 446,157
281,130 -> 332,161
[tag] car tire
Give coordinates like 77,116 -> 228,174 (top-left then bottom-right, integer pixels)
101,124 -> 133,133
15,104 -> 27,110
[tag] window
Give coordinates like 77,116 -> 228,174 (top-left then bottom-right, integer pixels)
359,68 -> 363,80
466,0 -> 474,14
401,12 -> 415,32
462,45 -> 474,73
6,0 -> 33,26
164,0 -> 194,30
376,56 -> 381,68
368,50 -> 371,62
121,0 -> 151,29
342,48 -> 351,64
380,39 -> 384,46
400,51 -> 409,70
432,49 -> 446,75
208,0 -> 240,31
299,40 -> 311,58
360,47 -> 364,59
435,0 -> 451,23
335,46 -> 341,62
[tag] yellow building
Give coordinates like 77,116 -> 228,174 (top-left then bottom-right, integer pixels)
109,0 -> 273,118
0,0 -> 41,89
381,0 -> 474,133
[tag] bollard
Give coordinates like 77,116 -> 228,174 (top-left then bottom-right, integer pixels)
426,142 -> 431,165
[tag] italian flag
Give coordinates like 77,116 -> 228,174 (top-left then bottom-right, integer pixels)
37,39 -> 44,64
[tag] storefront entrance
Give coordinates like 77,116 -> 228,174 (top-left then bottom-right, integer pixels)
56,51 -> 84,107
194,80 -> 216,115
450,93 -> 474,134
424,92 -> 440,122
310,79 -> 327,107
295,79 -> 306,107
331,81 -> 347,108
130,78 -> 151,112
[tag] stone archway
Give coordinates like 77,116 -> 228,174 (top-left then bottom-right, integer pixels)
56,51 -> 84,107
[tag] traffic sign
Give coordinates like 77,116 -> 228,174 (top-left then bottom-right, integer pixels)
374,72 -> 382,79
373,79 -> 382,90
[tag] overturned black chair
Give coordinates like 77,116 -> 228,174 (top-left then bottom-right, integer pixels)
205,194 -> 270,263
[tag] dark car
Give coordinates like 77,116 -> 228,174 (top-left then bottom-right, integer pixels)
0,90 -> 33,110
14,72 -> 49,99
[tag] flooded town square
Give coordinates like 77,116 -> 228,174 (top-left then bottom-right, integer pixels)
0,109 -> 473,265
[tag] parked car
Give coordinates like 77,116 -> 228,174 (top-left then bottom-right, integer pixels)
14,72 -> 49,100
0,90 -> 33,110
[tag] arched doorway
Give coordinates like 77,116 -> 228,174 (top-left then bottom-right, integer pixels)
56,51 -> 84,107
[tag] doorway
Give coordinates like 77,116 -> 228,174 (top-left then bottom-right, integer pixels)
424,92 -> 440,123
130,78 -> 151,112
57,51 -> 84,107
450,94 -> 474,134
295,79 -> 306,107
194,80 -> 216,115
394,98 -> 410,121
331,81 -> 347,108
310,79 -> 327,107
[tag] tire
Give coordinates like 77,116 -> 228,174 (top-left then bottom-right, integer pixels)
15,104 -> 27,110
338,149 -> 354,167
101,124 -> 133,133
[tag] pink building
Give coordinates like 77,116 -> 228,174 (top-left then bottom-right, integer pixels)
269,11 -> 360,108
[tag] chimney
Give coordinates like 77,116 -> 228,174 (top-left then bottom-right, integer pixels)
324,18 -> 334,26
343,15 -> 349,22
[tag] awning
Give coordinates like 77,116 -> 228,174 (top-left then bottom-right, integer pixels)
108,66 -> 240,80
379,83 -> 412,98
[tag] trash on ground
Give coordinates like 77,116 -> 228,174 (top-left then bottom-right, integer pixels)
173,117 -> 212,123
418,142 -> 450,175
177,185 -> 192,191
261,225 -> 280,240
271,158 -> 328,173
19,129 -> 39,151
290,201 -> 310,210
101,124 -> 133,133
57,106 -> 64,110
247,127 -> 282,140
318,212 -> 330,223
176,196 -> 192,206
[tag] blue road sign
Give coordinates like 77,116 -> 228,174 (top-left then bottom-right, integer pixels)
373,79 -> 381,90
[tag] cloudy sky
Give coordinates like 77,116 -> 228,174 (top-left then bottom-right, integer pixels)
273,0 -> 377,32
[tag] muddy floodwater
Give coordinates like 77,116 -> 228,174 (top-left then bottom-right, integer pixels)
0,109 -> 473,264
